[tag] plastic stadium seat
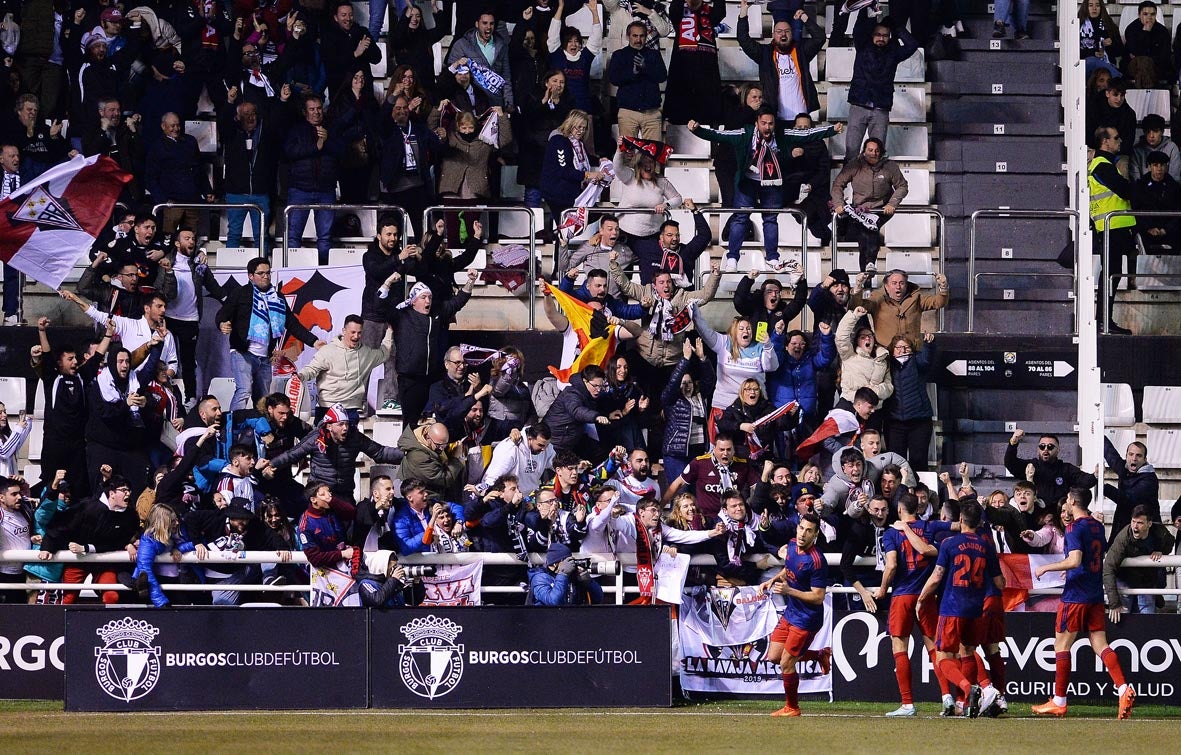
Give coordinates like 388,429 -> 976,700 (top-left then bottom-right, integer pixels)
26,428 -> 42,462
719,2 -> 763,38
1104,427 -> 1136,456
498,207 -> 543,239
1142,385 -> 1181,423
33,385 -> 45,419
0,376 -> 26,413
328,247 -> 366,266
207,377 -> 236,411
1124,89 -> 1170,121
1101,383 -> 1136,426
500,165 -> 524,200
184,120 -> 218,153
1135,254 -> 1181,290
826,85 -> 926,123
899,168 -> 931,205
1145,427 -> 1181,468
831,124 -> 929,160
214,246 -> 258,269
883,250 -> 934,287
664,167 -> 711,203
719,46 -> 760,82
825,47 -> 856,82
284,248 -> 320,268
666,124 -> 711,157
882,214 -> 934,248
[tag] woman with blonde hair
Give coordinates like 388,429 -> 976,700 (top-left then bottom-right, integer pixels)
131,504 -> 193,608
541,108 -> 603,221
692,308 -> 780,440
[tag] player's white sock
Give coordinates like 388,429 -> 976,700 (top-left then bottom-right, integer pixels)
1053,695 -> 1067,707
1116,684 -> 1128,696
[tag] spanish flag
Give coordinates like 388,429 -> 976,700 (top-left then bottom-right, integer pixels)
544,282 -> 617,383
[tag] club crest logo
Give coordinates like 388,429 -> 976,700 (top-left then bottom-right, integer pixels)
710,587 -> 737,629
398,615 -> 464,700
10,186 -> 83,232
94,617 -> 162,702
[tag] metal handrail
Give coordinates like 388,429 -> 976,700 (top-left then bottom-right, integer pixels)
830,206 -> 948,331
280,204 -> 413,268
422,204 -> 538,329
151,201 -> 266,256
967,209 -> 1080,333
1099,209 -> 1181,334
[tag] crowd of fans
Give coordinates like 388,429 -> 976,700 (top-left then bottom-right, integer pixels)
0,0 -> 1177,611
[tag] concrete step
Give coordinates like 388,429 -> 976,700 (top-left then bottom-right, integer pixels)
955,36 -> 1060,63
929,60 -> 1059,96
934,135 -> 1065,173
936,173 -> 1068,213
958,16 -> 1058,40
931,95 -> 1062,127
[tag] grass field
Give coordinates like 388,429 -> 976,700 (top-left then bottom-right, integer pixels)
2,699 -> 1178,754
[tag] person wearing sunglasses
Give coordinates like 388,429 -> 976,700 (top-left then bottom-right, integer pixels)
1004,427 -> 1098,509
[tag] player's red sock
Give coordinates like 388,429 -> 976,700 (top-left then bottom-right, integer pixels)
1054,651 -> 1070,698
799,649 -> 819,664
986,652 -> 1006,690
1101,647 -> 1127,688
930,648 -> 950,695
961,656 -> 978,685
939,657 -> 971,696
974,654 -> 992,688
893,651 -> 913,705
783,671 -> 800,708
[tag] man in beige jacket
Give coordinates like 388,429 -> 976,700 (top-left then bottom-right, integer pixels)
298,315 -> 394,423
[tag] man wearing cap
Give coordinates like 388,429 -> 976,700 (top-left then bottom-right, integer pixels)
609,20 -> 667,140
528,542 -> 605,605
387,271 -> 477,427
262,404 -> 404,502
1132,149 -> 1181,253
184,502 -> 267,605
1130,114 -> 1181,182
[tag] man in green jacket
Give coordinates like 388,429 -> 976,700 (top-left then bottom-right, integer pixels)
689,108 -> 840,272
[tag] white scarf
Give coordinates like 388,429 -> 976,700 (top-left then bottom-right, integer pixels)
98,365 -> 139,404
718,508 -> 756,568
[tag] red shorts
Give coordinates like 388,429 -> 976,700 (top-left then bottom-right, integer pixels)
935,615 -> 978,652
888,594 -> 939,639
1056,602 -> 1106,634
770,617 -> 816,659
974,595 -> 1005,646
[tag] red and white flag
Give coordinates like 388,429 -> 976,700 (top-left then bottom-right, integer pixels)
0,155 -> 132,290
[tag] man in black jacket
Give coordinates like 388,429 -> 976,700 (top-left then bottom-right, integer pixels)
737,1 -> 823,122
219,90 -> 286,253
146,113 -> 215,235
1104,437 -> 1160,535
378,94 -> 444,240
609,20 -> 667,139
320,1 -> 383,94
80,97 -> 143,203
40,475 -> 141,605
734,272 -> 807,336
284,94 -> 342,264
215,257 -> 325,410
362,215 -> 416,412
184,503 -> 267,605
785,112 -> 837,245
844,12 -> 919,164
1003,428 -> 1099,509
1132,150 -> 1181,252
387,271 -> 477,426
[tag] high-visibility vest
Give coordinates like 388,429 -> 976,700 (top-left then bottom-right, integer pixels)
1088,155 -> 1136,231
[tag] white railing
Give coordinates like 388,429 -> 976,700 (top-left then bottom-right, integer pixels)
1,551 -> 1178,604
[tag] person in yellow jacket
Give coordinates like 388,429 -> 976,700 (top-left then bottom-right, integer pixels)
1089,126 -> 1137,335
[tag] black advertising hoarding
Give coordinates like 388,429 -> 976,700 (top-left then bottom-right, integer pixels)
370,606 -> 673,708
0,606 -> 68,700
831,610 -> 1181,705
63,609 -> 369,712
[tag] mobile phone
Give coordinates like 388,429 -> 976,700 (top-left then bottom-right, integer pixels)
755,321 -> 769,342
18,410 -> 26,423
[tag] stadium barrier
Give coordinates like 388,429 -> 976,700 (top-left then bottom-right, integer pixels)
422,204 -> 540,327
280,203 -> 414,267
1099,209 -> 1181,335
966,209 -> 1079,334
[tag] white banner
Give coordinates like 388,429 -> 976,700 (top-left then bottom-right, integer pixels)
420,561 -> 484,606
654,552 -> 691,605
678,586 -> 833,697
310,564 -> 360,607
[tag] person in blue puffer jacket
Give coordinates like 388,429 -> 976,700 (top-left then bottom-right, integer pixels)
769,321 -> 836,429
883,332 -> 936,472
133,504 -> 195,607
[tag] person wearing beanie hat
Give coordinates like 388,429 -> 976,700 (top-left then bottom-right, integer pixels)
527,541 -> 604,606
806,268 -> 856,418
1130,113 -> 1181,182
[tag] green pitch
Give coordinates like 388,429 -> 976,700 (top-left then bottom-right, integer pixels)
2,700 -> 1177,754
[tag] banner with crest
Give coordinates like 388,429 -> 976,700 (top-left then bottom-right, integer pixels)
677,586 -> 833,697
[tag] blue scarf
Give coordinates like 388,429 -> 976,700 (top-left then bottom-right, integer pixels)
248,284 -> 286,350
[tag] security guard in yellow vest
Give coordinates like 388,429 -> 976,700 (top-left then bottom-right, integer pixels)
1088,126 -> 1136,334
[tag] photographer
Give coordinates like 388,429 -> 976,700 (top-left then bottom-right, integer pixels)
528,542 -> 604,606
355,552 -> 412,607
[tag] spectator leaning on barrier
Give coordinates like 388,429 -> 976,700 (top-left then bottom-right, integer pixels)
1103,504 -> 1175,617
831,138 -> 908,280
